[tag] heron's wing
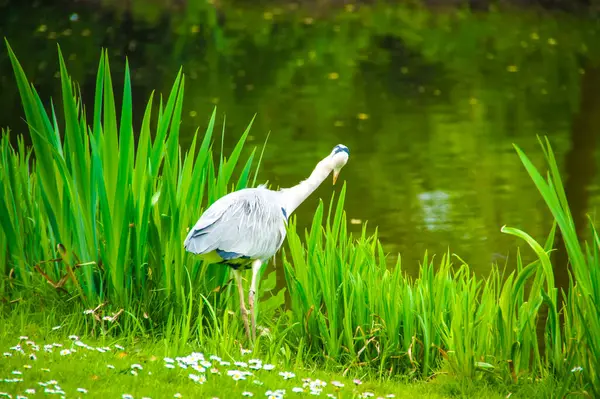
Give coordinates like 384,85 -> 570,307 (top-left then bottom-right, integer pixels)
183,191 -> 243,254
184,188 -> 287,261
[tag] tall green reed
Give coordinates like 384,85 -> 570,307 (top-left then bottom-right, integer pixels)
282,146 -> 598,394
509,138 -> 600,397
0,41 -> 274,345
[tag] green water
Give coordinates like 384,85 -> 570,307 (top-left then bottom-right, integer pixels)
1,0 -> 599,275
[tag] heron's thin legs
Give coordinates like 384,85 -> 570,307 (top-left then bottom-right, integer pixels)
233,269 -> 251,340
248,259 -> 263,342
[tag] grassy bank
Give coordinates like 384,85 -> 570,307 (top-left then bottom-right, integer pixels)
1,42 -> 599,398
0,319 -> 558,399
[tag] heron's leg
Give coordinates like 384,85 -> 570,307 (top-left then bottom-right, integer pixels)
248,259 -> 263,342
232,269 -> 251,340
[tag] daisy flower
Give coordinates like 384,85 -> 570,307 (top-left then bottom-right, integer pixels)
311,380 -> 327,388
227,370 -> 246,381
279,371 -> 295,380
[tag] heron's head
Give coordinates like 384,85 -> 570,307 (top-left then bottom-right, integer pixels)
329,144 -> 349,185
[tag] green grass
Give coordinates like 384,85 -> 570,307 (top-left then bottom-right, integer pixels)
0,320 -> 559,399
1,41 -> 599,398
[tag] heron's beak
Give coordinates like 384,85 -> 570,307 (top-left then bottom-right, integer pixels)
333,170 -> 340,185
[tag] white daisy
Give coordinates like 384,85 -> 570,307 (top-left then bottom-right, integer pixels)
279,371 -> 295,380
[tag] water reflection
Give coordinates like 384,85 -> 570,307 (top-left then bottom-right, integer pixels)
1,0 -> 599,277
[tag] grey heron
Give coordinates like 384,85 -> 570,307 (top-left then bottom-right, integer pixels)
184,144 -> 350,341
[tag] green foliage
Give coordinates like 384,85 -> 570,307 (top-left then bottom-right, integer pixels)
281,148 -> 599,394
510,138 -> 600,397
282,186 -> 541,381
0,41 -> 279,348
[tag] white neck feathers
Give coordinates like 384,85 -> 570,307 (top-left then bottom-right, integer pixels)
280,157 -> 333,215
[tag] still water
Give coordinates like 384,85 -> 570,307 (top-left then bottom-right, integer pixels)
1,0 -> 599,276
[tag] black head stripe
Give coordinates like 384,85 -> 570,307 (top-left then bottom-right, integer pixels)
333,145 -> 350,155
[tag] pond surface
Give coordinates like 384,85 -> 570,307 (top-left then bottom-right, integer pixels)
1,0 -> 599,276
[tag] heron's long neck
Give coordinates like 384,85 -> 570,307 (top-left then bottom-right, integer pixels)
282,159 -> 332,215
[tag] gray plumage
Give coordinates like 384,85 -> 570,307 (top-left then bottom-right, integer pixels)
184,185 -> 287,268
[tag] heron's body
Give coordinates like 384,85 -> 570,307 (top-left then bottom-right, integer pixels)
184,186 -> 288,269
184,144 -> 350,341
